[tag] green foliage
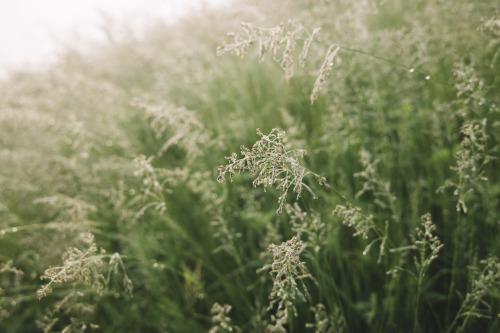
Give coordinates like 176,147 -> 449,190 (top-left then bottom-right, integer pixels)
1,0 -> 500,332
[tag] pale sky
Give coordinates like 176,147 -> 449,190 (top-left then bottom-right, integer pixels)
0,0 -> 229,79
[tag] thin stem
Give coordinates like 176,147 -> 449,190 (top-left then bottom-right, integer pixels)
414,271 -> 424,333
339,45 -> 436,81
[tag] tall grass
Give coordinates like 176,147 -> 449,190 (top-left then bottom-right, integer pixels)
1,0 -> 499,332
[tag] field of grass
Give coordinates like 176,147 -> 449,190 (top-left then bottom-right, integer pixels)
1,0 -> 499,332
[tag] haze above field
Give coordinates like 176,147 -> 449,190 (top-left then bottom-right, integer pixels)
0,0 -> 229,79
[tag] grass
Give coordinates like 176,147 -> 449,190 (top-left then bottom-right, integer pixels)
1,0 -> 500,332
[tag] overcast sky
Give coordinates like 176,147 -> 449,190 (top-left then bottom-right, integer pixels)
0,0 -> 229,79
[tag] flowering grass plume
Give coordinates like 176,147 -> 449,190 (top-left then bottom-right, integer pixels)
217,128 -> 327,214
448,256 -> 500,333
132,98 -> 209,160
209,302 -> 241,333
439,118 -> 495,213
354,149 -> 396,213
285,203 -> 325,253
217,21 -> 340,103
332,204 -> 374,240
36,233 -> 133,300
310,44 -> 340,104
217,21 -> 320,81
35,291 -> 100,333
413,213 -> 444,276
333,204 -> 388,263
258,236 -> 313,331
306,303 -> 345,333
387,213 -> 443,332
386,213 -> 444,285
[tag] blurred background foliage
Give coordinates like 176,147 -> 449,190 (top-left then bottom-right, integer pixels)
1,0 -> 499,332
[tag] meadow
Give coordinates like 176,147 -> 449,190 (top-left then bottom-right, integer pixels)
1,0 -> 499,332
